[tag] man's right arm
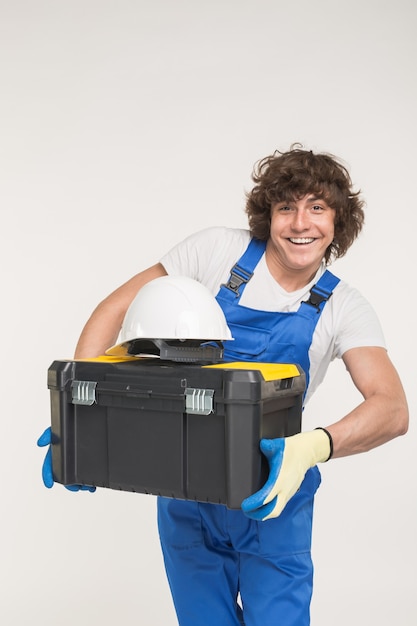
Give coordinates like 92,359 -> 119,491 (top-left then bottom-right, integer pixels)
74,263 -> 167,358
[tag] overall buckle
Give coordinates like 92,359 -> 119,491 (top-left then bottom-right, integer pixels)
222,264 -> 253,296
304,284 -> 333,312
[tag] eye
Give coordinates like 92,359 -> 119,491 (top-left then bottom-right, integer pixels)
311,204 -> 324,212
276,205 -> 293,212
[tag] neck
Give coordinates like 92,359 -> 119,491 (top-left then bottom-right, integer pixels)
265,241 -> 322,292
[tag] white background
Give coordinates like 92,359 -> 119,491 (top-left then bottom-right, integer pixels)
1,1 -> 416,624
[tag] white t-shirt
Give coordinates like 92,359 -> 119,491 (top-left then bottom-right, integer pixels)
160,227 -> 386,404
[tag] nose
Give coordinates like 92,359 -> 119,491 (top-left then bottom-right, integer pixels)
291,208 -> 310,231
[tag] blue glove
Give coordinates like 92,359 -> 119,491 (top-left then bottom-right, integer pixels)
37,427 -> 96,492
241,430 -> 331,521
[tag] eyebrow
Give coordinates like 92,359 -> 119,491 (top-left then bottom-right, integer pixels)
274,194 -> 329,207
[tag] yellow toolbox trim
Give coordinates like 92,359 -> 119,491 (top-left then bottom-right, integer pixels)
74,355 -> 300,382
204,362 -> 301,382
75,355 -> 142,363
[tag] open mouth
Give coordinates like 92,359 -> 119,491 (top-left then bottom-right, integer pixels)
288,238 -> 315,245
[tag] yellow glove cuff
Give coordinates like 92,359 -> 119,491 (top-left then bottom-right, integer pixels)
286,429 -> 332,468
314,427 -> 333,461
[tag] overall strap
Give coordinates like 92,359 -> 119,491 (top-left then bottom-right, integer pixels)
299,270 -> 340,315
219,238 -> 266,299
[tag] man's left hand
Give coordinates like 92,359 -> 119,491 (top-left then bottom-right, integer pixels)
241,429 -> 331,521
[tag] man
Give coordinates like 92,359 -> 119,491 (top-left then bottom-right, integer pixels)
55,146 -> 410,624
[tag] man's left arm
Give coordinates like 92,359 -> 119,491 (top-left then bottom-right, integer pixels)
326,346 -> 408,457
241,346 -> 408,520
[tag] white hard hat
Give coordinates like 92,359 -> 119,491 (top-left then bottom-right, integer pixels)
106,275 -> 233,357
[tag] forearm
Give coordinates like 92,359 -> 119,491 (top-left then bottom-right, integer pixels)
74,298 -> 125,358
74,263 -> 167,359
326,393 -> 408,458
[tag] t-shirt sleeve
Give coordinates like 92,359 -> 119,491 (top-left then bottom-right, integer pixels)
160,228 -> 210,279
160,227 -> 250,295
332,284 -> 386,358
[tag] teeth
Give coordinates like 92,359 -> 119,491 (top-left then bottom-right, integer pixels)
289,238 -> 315,244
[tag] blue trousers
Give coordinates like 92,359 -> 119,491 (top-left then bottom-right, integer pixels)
157,467 -> 321,626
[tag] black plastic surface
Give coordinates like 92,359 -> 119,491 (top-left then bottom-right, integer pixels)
48,358 -> 304,508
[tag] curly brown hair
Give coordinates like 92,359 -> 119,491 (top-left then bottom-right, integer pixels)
245,145 -> 365,263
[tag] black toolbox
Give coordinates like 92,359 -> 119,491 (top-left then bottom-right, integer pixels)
47,357 -> 305,509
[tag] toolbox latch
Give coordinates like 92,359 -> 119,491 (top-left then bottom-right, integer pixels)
71,380 -> 97,406
185,388 -> 215,415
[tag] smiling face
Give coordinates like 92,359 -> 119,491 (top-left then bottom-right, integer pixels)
267,194 -> 336,289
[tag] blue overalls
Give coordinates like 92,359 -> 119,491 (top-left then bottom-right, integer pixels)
157,238 -> 340,626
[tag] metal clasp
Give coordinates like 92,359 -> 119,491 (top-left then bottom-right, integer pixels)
185,388 -> 214,415
71,380 -> 97,406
